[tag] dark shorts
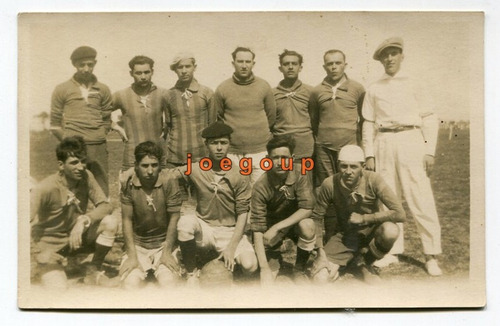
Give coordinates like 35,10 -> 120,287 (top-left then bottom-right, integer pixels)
323,225 -> 377,266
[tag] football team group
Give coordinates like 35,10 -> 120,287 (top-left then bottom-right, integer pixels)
30,36 -> 443,290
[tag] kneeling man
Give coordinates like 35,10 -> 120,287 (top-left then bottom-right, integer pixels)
251,135 -> 316,286
30,136 -> 118,288
311,145 -> 405,284
119,141 -> 182,289
176,121 -> 258,285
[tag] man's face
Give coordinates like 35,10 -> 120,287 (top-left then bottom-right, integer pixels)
279,55 -> 302,80
206,136 -> 230,162
174,59 -> 196,83
323,52 -> 346,82
268,146 -> 293,177
339,160 -> 363,188
130,63 -> 153,87
232,51 -> 255,80
74,59 -> 96,79
380,47 -> 404,76
135,155 -> 160,184
59,155 -> 87,182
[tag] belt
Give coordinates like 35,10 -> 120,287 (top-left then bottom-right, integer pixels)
378,125 -> 420,133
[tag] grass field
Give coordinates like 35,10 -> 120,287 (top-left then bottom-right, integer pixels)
29,128 -> 470,282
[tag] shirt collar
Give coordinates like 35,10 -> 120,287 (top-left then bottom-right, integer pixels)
322,74 -> 348,91
130,83 -> 157,95
381,68 -> 409,80
232,73 -> 255,85
277,79 -> 303,92
131,171 -> 163,188
71,75 -> 99,89
267,169 -> 298,189
174,79 -> 199,92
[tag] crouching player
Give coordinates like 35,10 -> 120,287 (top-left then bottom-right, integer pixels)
250,135 -> 316,286
30,136 -> 118,288
119,141 -> 182,289
311,145 -> 406,284
176,121 -> 258,286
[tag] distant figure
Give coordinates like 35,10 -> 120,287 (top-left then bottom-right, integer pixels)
213,46 -> 276,184
119,141 -> 182,289
111,55 -> 168,171
272,49 -> 314,159
362,37 -> 443,275
30,136 -> 118,288
50,46 -> 113,196
310,145 -> 405,284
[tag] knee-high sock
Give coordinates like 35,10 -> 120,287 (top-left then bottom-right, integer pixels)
180,239 -> 197,273
295,247 -> 311,271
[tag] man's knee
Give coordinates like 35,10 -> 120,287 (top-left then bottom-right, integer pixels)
298,218 -> 315,240
40,270 -> 68,289
177,215 -> 199,241
376,222 -> 400,246
156,265 -> 179,287
122,269 -> 144,289
237,252 -> 258,274
99,214 -> 119,235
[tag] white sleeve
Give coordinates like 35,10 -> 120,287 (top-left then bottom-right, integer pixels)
362,89 -> 376,158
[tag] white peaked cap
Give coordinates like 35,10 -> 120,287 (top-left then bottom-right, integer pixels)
338,145 -> 365,162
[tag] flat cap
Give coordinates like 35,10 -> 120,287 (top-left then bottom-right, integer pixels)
201,121 -> 233,139
71,46 -> 97,63
373,37 -> 404,61
170,52 -> 195,71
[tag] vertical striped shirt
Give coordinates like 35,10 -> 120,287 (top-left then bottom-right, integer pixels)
112,84 -> 168,170
165,79 -> 214,164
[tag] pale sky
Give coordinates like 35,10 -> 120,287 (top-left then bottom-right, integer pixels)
19,12 -> 481,122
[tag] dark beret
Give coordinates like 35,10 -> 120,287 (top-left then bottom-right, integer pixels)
71,46 -> 97,63
373,37 -> 404,61
201,121 -> 233,139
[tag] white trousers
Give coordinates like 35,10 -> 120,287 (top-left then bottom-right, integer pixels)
375,129 -> 442,255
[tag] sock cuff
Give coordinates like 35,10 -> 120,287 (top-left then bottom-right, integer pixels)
369,239 -> 386,259
96,233 -> 115,247
297,236 -> 316,251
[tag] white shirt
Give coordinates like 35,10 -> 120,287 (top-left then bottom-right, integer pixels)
362,69 -> 438,157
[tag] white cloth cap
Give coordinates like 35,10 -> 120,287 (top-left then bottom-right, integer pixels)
338,145 -> 365,162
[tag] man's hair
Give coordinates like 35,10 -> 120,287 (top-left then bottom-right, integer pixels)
279,49 -> 303,65
323,49 -> 346,62
266,135 -> 295,155
56,136 -> 87,162
128,55 -> 155,70
231,46 -> 255,61
134,141 -> 163,164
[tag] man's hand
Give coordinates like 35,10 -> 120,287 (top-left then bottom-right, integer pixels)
114,126 -> 129,142
260,267 -> 274,287
423,154 -> 434,177
160,251 -> 181,276
69,219 -> 86,250
348,212 -> 365,225
365,157 -> 376,171
263,226 -> 283,248
119,256 -> 141,280
310,252 -> 331,277
221,244 -> 237,272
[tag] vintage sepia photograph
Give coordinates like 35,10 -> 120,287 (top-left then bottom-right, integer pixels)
18,11 -> 484,309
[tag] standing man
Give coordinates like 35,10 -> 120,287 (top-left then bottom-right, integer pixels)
213,46 -> 276,184
176,121 -> 258,285
362,37 -> 442,275
309,49 -> 365,187
119,141 -> 182,289
50,46 -> 113,196
111,55 -> 168,171
251,135 -> 316,286
310,145 -> 405,284
164,52 -> 215,168
30,136 -> 118,288
272,50 -> 314,159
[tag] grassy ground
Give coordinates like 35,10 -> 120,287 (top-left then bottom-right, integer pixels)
29,128 -> 470,282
